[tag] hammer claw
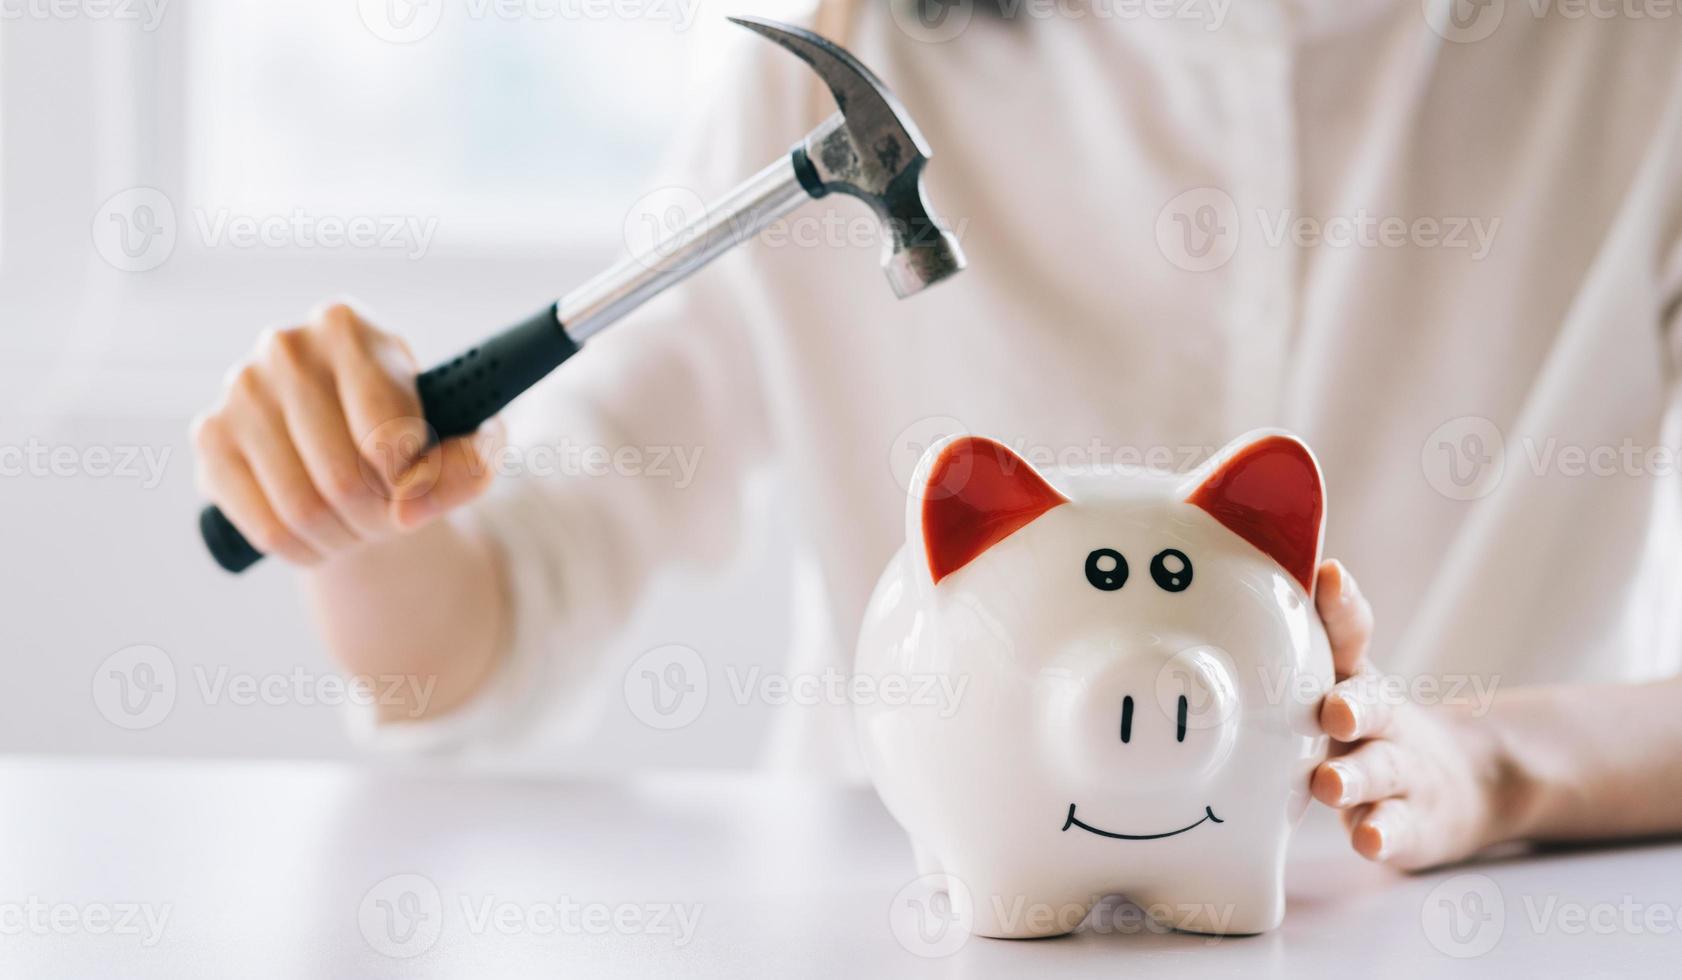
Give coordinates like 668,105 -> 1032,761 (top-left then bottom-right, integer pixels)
730,16 -> 965,295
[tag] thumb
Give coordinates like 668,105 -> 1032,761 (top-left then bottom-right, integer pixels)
1315,559 -> 1375,681
389,418 -> 506,529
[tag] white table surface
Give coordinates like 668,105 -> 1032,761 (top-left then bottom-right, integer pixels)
0,757 -> 1677,978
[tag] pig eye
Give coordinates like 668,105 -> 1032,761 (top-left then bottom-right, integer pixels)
1084,549 -> 1128,591
1150,549 -> 1193,592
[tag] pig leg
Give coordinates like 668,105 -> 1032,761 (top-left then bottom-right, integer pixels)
910,839 -> 942,877
958,876 -> 1093,939
1134,848 -> 1287,936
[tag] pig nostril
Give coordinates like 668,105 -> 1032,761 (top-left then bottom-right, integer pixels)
1120,695 -> 1134,743
1177,694 -> 1189,742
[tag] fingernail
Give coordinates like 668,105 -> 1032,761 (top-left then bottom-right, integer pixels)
1362,819 -> 1390,860
1328,691 -> 1363,738
1328,761 -> 1362,806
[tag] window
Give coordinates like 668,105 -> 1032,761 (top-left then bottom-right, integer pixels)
185,0 -> 812,245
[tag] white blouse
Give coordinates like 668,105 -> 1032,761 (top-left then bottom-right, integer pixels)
365,0 -> 1682,773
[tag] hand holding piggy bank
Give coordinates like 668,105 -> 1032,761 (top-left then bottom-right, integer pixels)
856,431 -> 1333,938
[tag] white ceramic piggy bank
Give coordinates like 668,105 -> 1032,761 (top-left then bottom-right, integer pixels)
856,430 -> 1333,938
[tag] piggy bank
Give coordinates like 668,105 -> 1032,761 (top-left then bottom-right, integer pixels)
855,430 -> 1333,938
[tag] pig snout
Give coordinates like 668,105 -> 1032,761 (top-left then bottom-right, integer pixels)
1035,637 -> 1241,789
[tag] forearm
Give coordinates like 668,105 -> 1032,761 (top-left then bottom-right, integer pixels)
303,515 -> 510,723
1491,677 -> 1682,843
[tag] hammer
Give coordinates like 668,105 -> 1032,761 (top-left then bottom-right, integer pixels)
199,16 -> 966,573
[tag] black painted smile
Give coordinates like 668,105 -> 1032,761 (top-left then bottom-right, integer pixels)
1061,804 -> 1224,840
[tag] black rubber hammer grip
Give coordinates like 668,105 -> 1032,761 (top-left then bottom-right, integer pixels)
198,304 -> 580,573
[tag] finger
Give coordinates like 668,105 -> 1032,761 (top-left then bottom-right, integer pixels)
1316,560 -> 1374,680
1311,738 -> 1414,808
391,419 -> 504,529
226,366 -> 360,554
193,417 -> 321,566
267,337 -> 394,539
1351,798 -> 1415,865
313,304 -> 428,488
1319,673 -> 1399,742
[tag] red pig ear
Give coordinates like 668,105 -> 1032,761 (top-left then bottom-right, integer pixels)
1186,434 -> 1325,593
918,437 -> 1067,585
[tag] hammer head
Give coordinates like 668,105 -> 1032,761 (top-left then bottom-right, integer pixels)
731,16 -> 966,298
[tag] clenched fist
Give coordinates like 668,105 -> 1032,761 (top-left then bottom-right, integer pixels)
190,303 -> 503,566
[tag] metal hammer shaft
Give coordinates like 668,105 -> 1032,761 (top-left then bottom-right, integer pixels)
563,154 -> 810,343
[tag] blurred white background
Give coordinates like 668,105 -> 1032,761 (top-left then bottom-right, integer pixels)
0,0 -> 811,769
